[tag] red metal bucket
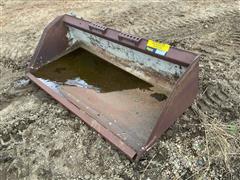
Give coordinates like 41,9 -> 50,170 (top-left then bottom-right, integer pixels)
27,14 -> 200,160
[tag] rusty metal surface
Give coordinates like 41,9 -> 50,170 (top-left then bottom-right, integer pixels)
27,14 -> 200,160
28,15 -> 69,72
26,73 -> 137,159
59,85 -> 167,151
136,56 -> 200,160
63,15 -> 197,66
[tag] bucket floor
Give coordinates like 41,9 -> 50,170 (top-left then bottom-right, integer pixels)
60,85 -> 167,151
33,48 -> 169,151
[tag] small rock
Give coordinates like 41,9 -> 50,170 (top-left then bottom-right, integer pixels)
49,149 -> 62,158
14,78 -> 30,88
84,174 -> 91,179
166,129 -> 173,137
196,158 -> 205,167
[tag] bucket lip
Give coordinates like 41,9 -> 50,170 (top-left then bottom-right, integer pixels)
63,14 -> 199,67
26,72 -> 137,160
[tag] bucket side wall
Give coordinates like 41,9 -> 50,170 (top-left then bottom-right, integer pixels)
136,57 -> 200,160
28,16 -> 69,72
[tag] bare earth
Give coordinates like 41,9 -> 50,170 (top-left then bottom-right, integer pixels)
0,1 -> 239,179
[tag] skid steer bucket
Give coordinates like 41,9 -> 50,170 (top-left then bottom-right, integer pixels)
27,14 -> 200,160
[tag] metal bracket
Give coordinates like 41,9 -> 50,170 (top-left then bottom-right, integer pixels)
89,23 -> 108,33
118,33 -> 141,45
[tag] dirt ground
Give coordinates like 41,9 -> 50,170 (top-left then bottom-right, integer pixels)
0,0 -> 240,179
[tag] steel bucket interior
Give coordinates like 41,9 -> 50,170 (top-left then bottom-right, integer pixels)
27,14 -> 200,160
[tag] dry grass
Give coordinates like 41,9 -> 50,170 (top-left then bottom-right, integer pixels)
198,111 -> 240,178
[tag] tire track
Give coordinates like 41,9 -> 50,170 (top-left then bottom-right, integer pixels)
1,1 -> 239,179
101,1 -> 239,42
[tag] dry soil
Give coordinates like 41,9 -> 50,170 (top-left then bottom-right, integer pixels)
0,0 -> 240,179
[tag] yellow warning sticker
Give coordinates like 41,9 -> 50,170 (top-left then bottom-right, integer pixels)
146,40 -> 170,52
